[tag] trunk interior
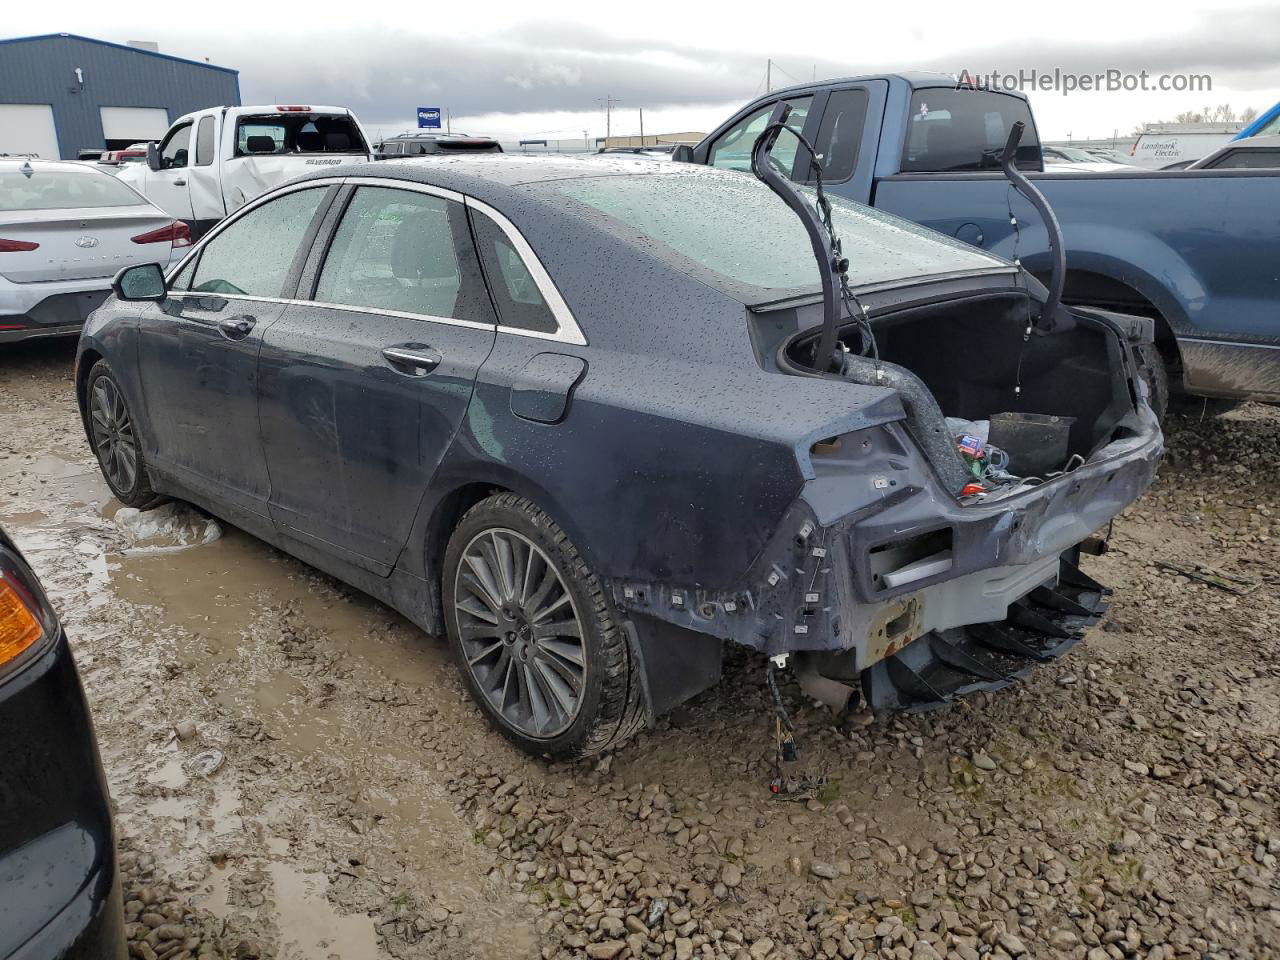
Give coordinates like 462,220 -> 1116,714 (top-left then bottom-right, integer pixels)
784,292 -> 1142,498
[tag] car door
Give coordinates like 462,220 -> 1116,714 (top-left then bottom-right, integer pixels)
136,183 -> 336,517
187,113 -> 226,222
256,182 -> 498,573
144,121 -> 197,222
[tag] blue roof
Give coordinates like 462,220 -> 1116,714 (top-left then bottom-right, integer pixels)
0,33 -> 238,76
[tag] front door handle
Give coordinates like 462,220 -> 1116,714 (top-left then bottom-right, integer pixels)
382,345 -> 442,376
173,178 -> 187,186
218,316 -> 256,339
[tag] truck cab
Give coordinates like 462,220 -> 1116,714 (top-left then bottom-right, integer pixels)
685,75 -> 1280,407
121,105 -> 372,236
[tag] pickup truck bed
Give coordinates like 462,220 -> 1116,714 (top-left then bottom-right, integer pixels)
688,74 -> 1280,404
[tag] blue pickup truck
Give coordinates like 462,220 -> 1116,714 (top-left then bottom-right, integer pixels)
683,74 -> 1279,408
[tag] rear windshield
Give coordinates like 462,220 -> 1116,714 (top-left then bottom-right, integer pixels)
547,170 -> 1007,304
902,88 -> 1040,172
0,168 -> 147,211
235,114 -> 367,157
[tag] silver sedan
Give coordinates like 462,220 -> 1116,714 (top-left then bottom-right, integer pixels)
1,159 -> 189,344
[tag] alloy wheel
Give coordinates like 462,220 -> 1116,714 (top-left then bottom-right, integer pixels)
453,527 -> 587,738
89,377 -> 138,494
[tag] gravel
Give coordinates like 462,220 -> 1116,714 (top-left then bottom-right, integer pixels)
2,342 -> 1277,960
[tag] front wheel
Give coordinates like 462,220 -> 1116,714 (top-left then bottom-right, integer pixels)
85,361 -> 163,508
442,493 -> 642,759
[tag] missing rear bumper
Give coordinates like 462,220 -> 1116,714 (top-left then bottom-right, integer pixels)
861,553 -> 1106,712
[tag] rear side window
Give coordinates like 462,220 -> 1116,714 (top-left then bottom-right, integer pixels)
709,97 -> 814,176
0,169 -> 146,211
809,88 -> 869,183
195,117 -> 215,167
471,212 -> 558,334
313,186 -> 494,323
190,187 -> 327,297
1206,148 -> 1280,169
902,88 -> 1040,172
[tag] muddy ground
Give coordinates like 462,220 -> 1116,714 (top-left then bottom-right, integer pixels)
1,338 -> 1277,960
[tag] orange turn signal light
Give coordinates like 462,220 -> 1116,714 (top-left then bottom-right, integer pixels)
0,576 -> 42,668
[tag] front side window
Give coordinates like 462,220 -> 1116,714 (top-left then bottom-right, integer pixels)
195,117 -> 216,166
313,186 -> 493,322
709,97 -> 813,176
471,213 -> 557,334
190,188 -> 327,297
902,88 -> 1040,172
159,122 -> 193,170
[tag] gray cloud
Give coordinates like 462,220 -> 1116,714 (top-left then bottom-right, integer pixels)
161,6 -> 1279,129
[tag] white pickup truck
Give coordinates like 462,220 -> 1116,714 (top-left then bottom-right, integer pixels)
117,105 -> 373,236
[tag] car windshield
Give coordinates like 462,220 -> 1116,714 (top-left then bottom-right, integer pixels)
0,168 -> 147,211
547,171 -> 1008,303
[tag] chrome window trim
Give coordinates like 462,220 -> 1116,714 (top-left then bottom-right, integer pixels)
166,175 -> 588,346
464,197 -> 587,346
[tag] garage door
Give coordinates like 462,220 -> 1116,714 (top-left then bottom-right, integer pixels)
99,106 -> 170,144
0,104 -> 59,159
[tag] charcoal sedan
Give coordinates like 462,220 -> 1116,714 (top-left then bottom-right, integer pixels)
77,157 -> 1162,758
0,526 -> 126,959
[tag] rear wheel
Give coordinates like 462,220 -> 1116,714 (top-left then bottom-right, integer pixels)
443,493 -> 641,759
85,361 -> 163,508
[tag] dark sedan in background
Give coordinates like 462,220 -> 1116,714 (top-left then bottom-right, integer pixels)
0,527 -> 125,959
78,156 -> 1160,759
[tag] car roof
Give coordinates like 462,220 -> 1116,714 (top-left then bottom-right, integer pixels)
300,154 -> 694,205
1224,134 -> 1280,148
0,158 -> 105,174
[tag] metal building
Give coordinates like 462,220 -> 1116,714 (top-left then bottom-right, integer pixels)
0,33 -> 239,159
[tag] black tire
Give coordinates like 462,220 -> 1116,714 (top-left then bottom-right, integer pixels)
442,492 -> 642,759
85,360 -> 164,509
1134,342 -> 1169,422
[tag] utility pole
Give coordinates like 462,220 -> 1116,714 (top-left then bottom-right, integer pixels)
597,96 -> 623,144
446,109 -> 451,134
639,107 -> 645,145
766,58 -> 772,93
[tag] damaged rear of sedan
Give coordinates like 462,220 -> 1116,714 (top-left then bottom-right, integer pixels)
79,145 -> 1161,761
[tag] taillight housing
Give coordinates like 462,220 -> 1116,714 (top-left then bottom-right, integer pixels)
276,105 -> 312,112
0,239 -> 39,252
131,222 -> 192,248
0,542 -> 56,681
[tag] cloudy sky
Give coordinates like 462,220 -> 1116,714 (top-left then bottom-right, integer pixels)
10,1 -> 1280,143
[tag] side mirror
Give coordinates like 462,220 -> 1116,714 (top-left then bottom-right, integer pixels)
146,142 -> 161,171
113,262 -> 167,302
670,144 -> 695,164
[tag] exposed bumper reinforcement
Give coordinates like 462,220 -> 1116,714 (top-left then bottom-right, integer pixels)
862,552 -> 1107,712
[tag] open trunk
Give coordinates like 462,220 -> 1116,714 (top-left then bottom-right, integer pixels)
785,292 -> 1144,501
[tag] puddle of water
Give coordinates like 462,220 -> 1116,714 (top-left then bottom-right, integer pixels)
268,862 -> 377,960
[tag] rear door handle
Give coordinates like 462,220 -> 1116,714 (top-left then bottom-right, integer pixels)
173,178 -> 187,186
382,345 -> 442,376
218,316 -> 255,339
